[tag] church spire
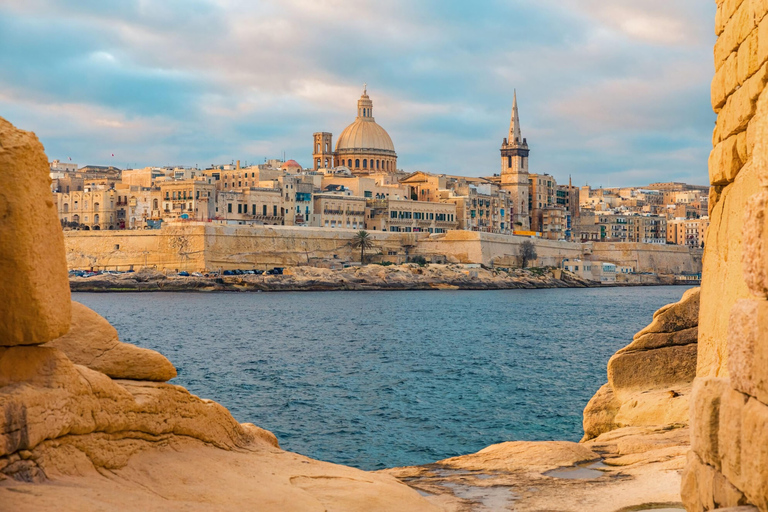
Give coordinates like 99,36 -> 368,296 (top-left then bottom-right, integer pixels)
509,89 -> 522,145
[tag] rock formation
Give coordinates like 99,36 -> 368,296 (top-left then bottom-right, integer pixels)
0,117 -> 438,511
682,1 -> 768,510
582,287 -> 699,440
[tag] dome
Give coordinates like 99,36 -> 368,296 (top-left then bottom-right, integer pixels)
335,119 -> 395,154
335,88 -> 396,156
281,159 -> 302,171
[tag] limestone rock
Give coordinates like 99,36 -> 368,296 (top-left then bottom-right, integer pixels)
607,343 -> 697,396
0,117 -> 70,346
634,287 -> 700,339
582,383 -> 620,441
742,191 -> 768,297
44,301 -> 176,382
618,326 -> 697,354
690,377 -> 729,470
681,451 -> 748,512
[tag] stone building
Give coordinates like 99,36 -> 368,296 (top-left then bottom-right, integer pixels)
215,188 -> 284,225
55,185 -> 120,230
312,193 -> 367,230
312,86 -> 398,175
667,216 -> 710,248
366,198 -> 457,233
499,91 -> 531,229
159,179 -> 216,221
598,213 -> 667,244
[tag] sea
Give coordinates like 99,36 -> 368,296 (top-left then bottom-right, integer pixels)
73,286 -> 691,471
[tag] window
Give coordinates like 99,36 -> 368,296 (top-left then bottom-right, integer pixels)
263,205 -> 267,216
237,204 -> 242,214
273,205 -> 277,216
363,160 -> 367,169
252,204 -> 256,215
228,204 -> 232,213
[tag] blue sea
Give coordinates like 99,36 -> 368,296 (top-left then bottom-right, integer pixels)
73,286 -> 690,470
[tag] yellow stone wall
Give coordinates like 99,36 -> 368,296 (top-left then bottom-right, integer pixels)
682,1 -> 768,509
64,224 -> 700,272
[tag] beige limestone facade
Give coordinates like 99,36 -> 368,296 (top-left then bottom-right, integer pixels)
366,198 -> 458,234
55,186 -> 120,230
216,189 -> 284,225
312,193 -> 366,230
159,179 -> 216,221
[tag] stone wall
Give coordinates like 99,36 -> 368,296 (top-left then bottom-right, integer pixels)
682,0 -> 768,509
64,224 -> 701,273
590,242 -> 703,274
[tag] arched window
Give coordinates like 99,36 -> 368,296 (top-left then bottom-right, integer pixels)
376,160 -> 380,170
363,160 -> 367,169
63,203 -> 69,213
355,159 -> 360,168
153,199 -> 158,210
94,202 -> 99,211
369,159 -> 374,169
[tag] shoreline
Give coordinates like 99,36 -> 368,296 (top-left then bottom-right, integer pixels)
69,264 -> 694,293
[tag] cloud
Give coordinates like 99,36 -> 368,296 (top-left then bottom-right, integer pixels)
0,0 -> 717,186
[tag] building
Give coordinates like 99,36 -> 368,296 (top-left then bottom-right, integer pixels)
667,216 -> 710,247
598,213 -> 667,244
55,186 -> 120,230
312,193 -> 367,230
499,91 -> 531,229
313,86 -> 398,174
366,198 -> 457,233
159,180 -> 216,221
562,259 -> 617,283
216,188 -> 284,225
528,173 -> 558,233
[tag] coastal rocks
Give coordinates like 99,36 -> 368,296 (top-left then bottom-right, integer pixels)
69,264 -> 596,293
44,302 -> 177,382
388,425 -> 689,512
0,116 -> 71,346
582,288 -> 699,441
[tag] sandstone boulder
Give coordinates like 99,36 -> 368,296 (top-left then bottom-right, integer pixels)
0,117 -> 70,346
44,301 -> 176,382
582,288 -> 699,441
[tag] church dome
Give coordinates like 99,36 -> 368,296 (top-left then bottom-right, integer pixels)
335,89 -> 396,156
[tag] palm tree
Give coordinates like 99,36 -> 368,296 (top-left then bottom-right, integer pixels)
350,230 -> 375,264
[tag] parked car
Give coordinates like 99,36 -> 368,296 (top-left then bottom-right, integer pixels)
254,270 -> 264,275
178,271 -> 190,277
222,270 -> 234,276
191,272 -> 203,277
265,267 -> 284,275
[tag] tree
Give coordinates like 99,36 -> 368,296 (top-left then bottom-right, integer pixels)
519,240 -> 537,269
350,230 -> 375,264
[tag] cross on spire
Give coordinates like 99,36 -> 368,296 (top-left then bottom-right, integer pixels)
363,83 -> 367,95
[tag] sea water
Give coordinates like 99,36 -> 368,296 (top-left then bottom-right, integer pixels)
74,286 -> 691,470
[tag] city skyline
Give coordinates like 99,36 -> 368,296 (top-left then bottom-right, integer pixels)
1,0 -> 715,186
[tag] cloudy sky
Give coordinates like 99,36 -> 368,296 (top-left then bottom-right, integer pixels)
0,0 -> 716,186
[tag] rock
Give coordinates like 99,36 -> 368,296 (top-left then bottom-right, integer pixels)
437,440 -> 599,473
607,343 -> 697,396
689,377 -> 729,470
681,451 -> 748,512
0,117 -> 71,346
44,302 -> 176,382
582,288 -> 699,442
728,299 -> 768,405
634,287 -> 700,338
617,326 -> 697,354
582,383 -> 620,441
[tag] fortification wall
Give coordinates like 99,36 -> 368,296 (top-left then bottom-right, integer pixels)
415,230 -> 584,267
64,225 -> 701,273
589,242 -> 702,274
682,1 -> 768,509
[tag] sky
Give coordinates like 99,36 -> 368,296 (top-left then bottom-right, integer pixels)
0,0 -> 717,187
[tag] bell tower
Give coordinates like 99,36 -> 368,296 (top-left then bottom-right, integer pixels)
313,132 -> 333,170
500,90 -> 530,229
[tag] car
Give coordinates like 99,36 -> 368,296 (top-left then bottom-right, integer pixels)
222,270 -> 234,276
265,267 -> 284,275
178,271 -> 190,277
254,269 -> 264,275
191,272 -> 203,277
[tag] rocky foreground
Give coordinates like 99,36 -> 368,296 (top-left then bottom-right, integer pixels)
69,264 -> 602,292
